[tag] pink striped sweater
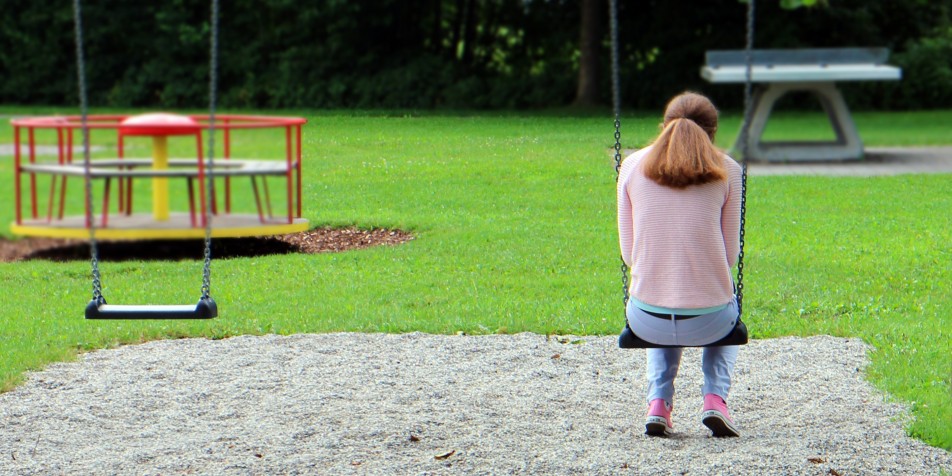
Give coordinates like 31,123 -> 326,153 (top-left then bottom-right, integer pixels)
616,146 -> 743,311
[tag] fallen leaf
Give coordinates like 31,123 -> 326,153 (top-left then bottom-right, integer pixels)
551,354 -> 561,359
434,450 -> 455,460
409,435 -> 420,442
808,457 -> 825,464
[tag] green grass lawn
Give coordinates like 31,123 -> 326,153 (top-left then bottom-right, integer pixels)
1,107 -> 950,450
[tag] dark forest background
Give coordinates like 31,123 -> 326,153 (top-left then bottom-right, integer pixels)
1,0 -> 950,111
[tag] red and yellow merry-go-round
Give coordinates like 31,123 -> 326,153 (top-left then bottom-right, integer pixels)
9,112 -> 309,240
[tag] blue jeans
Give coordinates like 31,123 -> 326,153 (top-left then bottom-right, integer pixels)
646,345 -> 739,405
627,297 -> 739,346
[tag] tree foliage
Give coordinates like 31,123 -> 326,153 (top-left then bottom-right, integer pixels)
0,0 -> 949,110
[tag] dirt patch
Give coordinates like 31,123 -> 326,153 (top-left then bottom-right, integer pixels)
0,227 -> 414,262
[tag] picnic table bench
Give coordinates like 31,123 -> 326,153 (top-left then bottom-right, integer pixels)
701,48 -> 902,162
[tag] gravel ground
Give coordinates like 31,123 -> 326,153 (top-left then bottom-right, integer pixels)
0,333 -> 949,475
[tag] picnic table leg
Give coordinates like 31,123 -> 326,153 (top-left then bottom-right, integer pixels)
735,81 -> 863,162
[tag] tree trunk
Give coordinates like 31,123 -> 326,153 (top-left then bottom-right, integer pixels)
460,0 -> 477,65
449,0 -> 464,60
430,0 -> 443,51
573,0 -> 603,107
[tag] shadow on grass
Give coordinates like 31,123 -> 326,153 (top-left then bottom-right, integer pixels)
0,228 -> 414,262
25,238 -> 298,262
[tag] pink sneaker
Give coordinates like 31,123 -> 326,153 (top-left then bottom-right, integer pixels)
645,398 -> 674,437
701,394 -> 740,437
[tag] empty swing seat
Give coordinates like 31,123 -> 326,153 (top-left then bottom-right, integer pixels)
85,298 -> 218,320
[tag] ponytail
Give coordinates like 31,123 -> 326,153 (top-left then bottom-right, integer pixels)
642,118 -> 726,188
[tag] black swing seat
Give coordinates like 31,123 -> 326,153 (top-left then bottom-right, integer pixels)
85,298 -> 218,320
618,319 -> 748,349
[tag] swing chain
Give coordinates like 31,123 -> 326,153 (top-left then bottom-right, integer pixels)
72,0 -> 219,312
72,0 -> 104,305
735,0 -> 755,315
613,118 -> 622,176
608,0 -> 631,308
609,0 -> 622,177
609,0 -> 752,317
201,0 -> 220,301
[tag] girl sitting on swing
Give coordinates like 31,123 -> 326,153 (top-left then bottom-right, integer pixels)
616,91 -> 743,437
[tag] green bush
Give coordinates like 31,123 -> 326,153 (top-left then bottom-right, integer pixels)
891,30 -> 952,108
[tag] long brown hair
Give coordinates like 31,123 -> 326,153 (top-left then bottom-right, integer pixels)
642,92 -> 726,188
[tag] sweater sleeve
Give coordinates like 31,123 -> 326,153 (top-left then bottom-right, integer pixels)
617,153 -> 638,267
721,157 -> 743,268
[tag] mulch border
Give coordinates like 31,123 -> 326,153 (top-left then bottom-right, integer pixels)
0,227 -> 414,262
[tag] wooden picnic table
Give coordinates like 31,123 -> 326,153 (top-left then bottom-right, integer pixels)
701,48 -> 901,162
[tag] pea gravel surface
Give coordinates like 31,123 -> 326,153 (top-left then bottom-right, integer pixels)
0,333 -> 949,475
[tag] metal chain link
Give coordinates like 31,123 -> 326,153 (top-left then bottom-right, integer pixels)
608,0 -> 630,309
735,0 -> 755,316
609,0 -> 622,177
73,0 -> 104,305
201,0 -> 220,301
